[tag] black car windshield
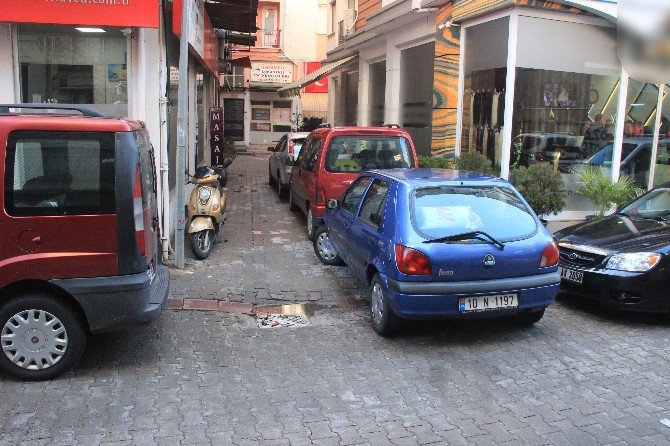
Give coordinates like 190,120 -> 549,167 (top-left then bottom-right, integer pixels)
412,185 -> 538,241
325,136 -> 414,172
620,187 -> 670,218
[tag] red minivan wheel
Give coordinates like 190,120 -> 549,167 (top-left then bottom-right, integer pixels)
0,294 -> 87,381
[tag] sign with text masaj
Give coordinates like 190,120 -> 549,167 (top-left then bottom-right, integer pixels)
0,0 -> 159,28
210,107 -> 225,167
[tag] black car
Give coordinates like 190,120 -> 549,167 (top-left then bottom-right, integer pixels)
555,182 -> 670,314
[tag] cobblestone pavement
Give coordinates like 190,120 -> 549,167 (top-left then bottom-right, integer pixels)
1,153 -> 670,446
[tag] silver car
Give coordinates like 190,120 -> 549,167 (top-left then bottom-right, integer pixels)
268,132 -> 309,197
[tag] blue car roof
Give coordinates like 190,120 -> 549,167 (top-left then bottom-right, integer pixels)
367,168 -> 506,188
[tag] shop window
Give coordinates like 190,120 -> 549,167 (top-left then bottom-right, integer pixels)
252,108 -> 271,121
17,25 -> 127,117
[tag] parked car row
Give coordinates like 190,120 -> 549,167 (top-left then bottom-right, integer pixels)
269,126 -> 670,336
268,125 -> 561,335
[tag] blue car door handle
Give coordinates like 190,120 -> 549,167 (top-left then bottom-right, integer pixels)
368,235 -> 375,245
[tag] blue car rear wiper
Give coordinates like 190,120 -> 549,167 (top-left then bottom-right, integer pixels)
423,230 -> 505,251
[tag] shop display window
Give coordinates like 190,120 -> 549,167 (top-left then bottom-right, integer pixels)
17,25 -> 128,117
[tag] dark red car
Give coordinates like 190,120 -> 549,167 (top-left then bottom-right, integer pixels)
0,104 -> 168,380
289,125 -> 419,239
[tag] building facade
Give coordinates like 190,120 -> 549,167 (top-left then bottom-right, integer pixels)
0,0 -> 258,261
323,0 -> 670,221
220,0 -> 329,146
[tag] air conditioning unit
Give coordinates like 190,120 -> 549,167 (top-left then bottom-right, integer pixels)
343,9 -> 357,35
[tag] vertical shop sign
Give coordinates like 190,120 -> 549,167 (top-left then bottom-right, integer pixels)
210,107 -> 225,166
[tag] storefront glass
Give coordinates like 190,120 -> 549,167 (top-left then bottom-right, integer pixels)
462,18 -> 509,170
17,24 -> 128,117
507,16 -> 621,213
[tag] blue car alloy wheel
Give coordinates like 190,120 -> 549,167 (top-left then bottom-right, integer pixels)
313,226 -> 344,266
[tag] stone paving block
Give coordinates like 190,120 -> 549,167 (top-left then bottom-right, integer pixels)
183,299 -> 219,311
218,300 -> 254,314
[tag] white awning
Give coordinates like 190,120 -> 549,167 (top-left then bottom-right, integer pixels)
278,55 -> 358,98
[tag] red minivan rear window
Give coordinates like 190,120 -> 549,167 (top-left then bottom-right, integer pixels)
324,136 -> 414,173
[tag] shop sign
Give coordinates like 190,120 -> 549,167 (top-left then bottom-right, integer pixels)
210,107 -> 225,166
0,0 -> 159,28
251,62 -> 294,84
304,62 -> 328,93
173,0 -> 218,76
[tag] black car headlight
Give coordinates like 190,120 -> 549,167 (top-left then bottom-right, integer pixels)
606,252 -> 661,272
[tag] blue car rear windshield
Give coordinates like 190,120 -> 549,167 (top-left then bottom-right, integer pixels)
412,185 -> 538,241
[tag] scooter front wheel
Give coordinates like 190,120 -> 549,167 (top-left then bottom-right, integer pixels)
190,230 -> 214,260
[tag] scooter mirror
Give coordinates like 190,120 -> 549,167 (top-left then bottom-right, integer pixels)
222,157 -> 233,168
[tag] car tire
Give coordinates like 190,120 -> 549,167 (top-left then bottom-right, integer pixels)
513,308 -> 545,326
306,208 -> 317,241
277,171 -> 287,198
369,273 -> 401,336
313,226 -> 344,266
0,294 -> 87,381
289,188 -> 298,211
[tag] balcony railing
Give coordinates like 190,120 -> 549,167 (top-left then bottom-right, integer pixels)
261,29 -> 280,48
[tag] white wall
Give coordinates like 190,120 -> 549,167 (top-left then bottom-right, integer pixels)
282,0 -> 319,62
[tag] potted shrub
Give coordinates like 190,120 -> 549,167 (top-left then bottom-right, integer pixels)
510,163 -> 566,220
418,155 -> 454,169
454,152 -> 496,176
573,165 -> 642,219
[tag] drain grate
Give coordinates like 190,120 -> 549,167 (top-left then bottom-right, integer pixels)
257,313 -> 310,328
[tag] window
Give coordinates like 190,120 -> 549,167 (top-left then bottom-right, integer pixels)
135,130 -> 157,210
17,24 -> 128,117
329,1 -> 336,35
325,136 -> 414,172
317,4 -> 328,35
223,66 -> 245,90
341,176 -> 372,214
5,131 -> 115,216
359,179 -> 389,228
262,6 -> 279,47
304,139 -> 322,172
412,186 -> 537,241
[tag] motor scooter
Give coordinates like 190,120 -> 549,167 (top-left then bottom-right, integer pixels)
187,157 -> 233,259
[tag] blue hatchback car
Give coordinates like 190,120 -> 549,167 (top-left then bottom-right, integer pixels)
312,168 -> 560,335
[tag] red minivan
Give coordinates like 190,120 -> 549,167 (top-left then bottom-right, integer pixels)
0,104 -> 168,380
289,125 -> 419,239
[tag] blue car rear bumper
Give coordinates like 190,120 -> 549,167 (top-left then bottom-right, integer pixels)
382,272 -> 559,318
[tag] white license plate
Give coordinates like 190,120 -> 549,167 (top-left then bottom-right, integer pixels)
459,294 -> 518,312
560,266 -> 583,284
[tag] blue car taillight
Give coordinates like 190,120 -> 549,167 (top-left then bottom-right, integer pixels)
540,240 -> 559,267
395,244 -> 432,275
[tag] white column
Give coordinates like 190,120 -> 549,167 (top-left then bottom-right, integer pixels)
611,68 -> 629,182
0,24 -> 18,103
454,27 -> 467,157
384,42 -> 402,125
357,59 -> 370,126
327,75 -> 336,125
648,84 -> 665,190
499,11 -> 519,180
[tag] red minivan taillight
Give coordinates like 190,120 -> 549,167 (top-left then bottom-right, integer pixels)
133,165 -> 146,256
540,240 -> 559,267
395,244 -> 432,275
